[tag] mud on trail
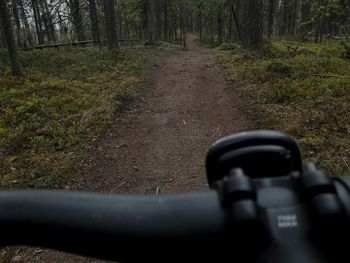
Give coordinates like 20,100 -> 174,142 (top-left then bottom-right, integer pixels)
9,34 -> 252,262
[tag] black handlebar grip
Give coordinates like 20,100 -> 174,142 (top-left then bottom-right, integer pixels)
0,191 -> 228,262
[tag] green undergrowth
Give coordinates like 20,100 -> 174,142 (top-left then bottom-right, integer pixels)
0,43 -> 178,188
216,40 -> 350,176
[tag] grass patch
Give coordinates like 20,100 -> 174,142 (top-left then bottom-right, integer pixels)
0,43 -> 178,188
216,40 -> 350,176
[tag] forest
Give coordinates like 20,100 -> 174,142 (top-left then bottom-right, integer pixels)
0,0 -> 349,192
2,0 -> 350,74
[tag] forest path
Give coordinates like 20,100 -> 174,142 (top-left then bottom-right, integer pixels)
12,33 -> 252,263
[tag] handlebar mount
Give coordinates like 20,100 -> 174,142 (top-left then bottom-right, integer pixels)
206,130 -> 350,263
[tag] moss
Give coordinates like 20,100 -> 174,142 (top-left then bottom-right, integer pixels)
0,45 -> 179,189
267,62 -> 292,75
216,43 -> 241,51
216,40 -> 350,176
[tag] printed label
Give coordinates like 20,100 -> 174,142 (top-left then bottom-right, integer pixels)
277,214 -> 298,228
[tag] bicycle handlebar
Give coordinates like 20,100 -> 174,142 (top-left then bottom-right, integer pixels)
0,131 -> 349,263
0,191 -> 229,262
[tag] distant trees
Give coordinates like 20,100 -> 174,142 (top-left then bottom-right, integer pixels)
165,0 -> 350,46
0,0 -> 21,76
1,0 -> 350,75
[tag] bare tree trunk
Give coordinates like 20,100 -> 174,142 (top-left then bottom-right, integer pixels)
141,0 -> 148,39
42,0 -> 56,41
57,8 -> 68,41
294,0 -> 302,33
11,0 -> 23,48
32,0 -> 44,44
267,0 -> 276,39
38,0 -> 52,42
181,0 -> 186,46
231,0 -> 241,41
0,0 -> 21,75
217,7 -> 223,45
103,0 -> 119,49
198,9 -> 203,42
155,0 -> 162,40
70,0 -> 86,41
88,0 -> 100,45
147,0 -> 157,41
19,0 -> 33,47
173,14 -> 177,40
0,22 -> 7,48
228,4 -> 233,42
241,0 -> 263,49
300,0 -> 311,34
210,0 -> 214,47
164,0 -> 168,40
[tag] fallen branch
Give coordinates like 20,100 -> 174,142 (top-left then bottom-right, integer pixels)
22,39 -> 141,51
309,73 -> 350,79
103,64 -> 120,73
342,156 -> 350,171
287,45 -> 300,53
211,127 -> 221,138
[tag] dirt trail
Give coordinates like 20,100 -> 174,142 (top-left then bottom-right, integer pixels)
11,34 -> 252,263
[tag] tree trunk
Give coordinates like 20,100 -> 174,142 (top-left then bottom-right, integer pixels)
42,0 -> 56,41
210,0 -> 214,47
0,0 -> 21,75
147,0 -> 157,41
198,10 -> 203,42
164,0 -> 168,40
19,0 -> 33,47
217,7 -> 223,45
155,0 -> 162,40
228,5 -> 233,42
181,1 -> 186,46
267,0 -> 276,39
0,20 -> 7,48
231,0 -> 241,41
38,0 -> 52,42
11,0 -> 23,48
89,0 -> 100,45
103,0 -> 119,49
141,0 -> 148,39
300,0 -> 311,34
57,9 -> 68,41
32,0 -> 44,44
241,0 -> 263,49
70,0 -> 86,41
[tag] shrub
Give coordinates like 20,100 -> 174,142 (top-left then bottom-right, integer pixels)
267,62 -> 292,75
217,43 -> 241,51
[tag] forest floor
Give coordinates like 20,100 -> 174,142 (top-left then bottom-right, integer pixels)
3,34 -> 252,263
216,39 -> 349,175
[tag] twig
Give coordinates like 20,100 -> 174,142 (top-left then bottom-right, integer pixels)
183,119 -> 187,125
286,45 -> 300,53
342,156 -> 350,171
309,74 -> 350,79
110,182 -> 127,193
103,64 -> 120,73
140,97 -> 146,103
211,127 -> 221,138
156,187 -> 160,195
